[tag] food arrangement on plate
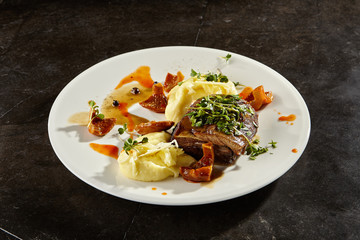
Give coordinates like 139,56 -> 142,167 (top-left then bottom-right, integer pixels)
79,54 -> 278,183
49,46 -> 310,205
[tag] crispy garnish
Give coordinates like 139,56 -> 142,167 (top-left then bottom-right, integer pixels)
164,71 -> 184,92
180,142 -> 214,182
87,100 -> 116,136
139,82 -> 168,113
134,120 -> 174,135
241,85 -> 273,111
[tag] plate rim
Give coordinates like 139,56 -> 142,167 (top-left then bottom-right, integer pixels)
48,46 -> 311,206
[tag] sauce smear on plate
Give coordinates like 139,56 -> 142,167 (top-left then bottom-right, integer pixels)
279,114 -> 296,121
89,143 -> 119,159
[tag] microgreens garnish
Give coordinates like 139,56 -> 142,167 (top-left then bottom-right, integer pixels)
118,123 -> 128,135
178,81 -> 184,86
246,143 -> 268,160
190,69 -> 229,83
88,100 -> 104,122
246,139 -> 277,160
123,137 -> 149,155
204,72 -> 229,83
221,53 -> 232,63
186,95 -> 254,136
233,82 -> 243,87
269,140 -> 277,148
190,69 -> 201,78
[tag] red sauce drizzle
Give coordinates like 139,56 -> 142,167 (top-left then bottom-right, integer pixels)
118,102 -> 135,132
279,114 -> 296,121
115,66 -> 154,89
89,143 -> 119,159
292,148 -> 298,153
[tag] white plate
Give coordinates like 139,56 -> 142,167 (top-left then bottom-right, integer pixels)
48,46 -> 310,206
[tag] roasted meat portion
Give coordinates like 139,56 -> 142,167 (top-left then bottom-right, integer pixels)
171,95 -> 258,165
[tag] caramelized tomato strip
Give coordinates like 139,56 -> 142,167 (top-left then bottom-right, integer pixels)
134,120 -> 175,135
139,82 -> 168,113
239,86 -> 253,100
164,71 -> 184,92
180,142 -> 214,182
244,85 -> 273,111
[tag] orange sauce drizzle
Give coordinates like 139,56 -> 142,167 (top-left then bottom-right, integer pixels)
151,187 -> 157,191
279,114 -> 296,121
115,66 -> 154,89
89,143 -> 119,159
161,192 -> 167,195
118,102 -> 135,131
292,148 -> 298,153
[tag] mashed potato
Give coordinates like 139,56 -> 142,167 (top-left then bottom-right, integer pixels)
165,76 -> 238,123
117,132 -> 195,181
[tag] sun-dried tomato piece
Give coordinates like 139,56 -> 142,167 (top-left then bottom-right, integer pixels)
164,71 -> 184,92
87,115 -> 116,137
139,82 -> 168,113
134,120 -> 174,135
180,142 -> 214,182
242,85 -> 273,110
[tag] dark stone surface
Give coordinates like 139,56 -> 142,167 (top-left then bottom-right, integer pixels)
0,0 -> 359,239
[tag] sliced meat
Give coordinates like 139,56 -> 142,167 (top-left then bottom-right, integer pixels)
171,95 -> 258,165
134,120 -> 174,135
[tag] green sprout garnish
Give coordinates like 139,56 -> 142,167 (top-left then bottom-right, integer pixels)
204,72 -> 229,83
118,123 -> 128,135
233,82 -> 243,87
190,69 -> 229,83
186,95 -> 254,136
123,137 -> 149,155
246,139 -> 278,160
221,53 -> 232,63
269,140 -> 277,148
88,100 -> 104,122
190,69 -> 201,78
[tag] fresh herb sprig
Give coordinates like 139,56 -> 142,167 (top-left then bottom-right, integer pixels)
233,82 -> 243,87
118,123 -> 128,135
221,53 -> 232,63
190,69 -> 229,83
88,100 -> 104,121
123,137 -> 149,155
186,95 -> 254,136
246,139 -> 277,160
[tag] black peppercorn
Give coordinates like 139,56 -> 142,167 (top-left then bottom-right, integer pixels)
131,87 -> 140,95
112,100 -> 119,107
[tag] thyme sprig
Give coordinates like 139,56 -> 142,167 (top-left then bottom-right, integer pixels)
186,95 -> 254,136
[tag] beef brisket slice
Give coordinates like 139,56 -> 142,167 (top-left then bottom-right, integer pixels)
171,96 -> 258,165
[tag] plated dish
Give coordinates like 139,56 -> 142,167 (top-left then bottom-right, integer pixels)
48,46 -> 310,206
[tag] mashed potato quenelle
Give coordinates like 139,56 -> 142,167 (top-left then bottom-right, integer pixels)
165,76 -> 238,123
117,132 -> 195,182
